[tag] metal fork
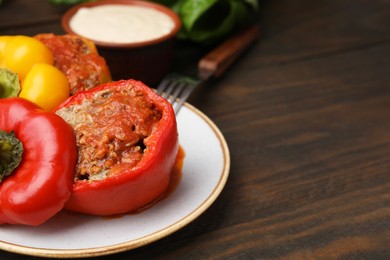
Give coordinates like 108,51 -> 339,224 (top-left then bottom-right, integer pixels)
156,24 -> 260,114
157,73 -> 201,114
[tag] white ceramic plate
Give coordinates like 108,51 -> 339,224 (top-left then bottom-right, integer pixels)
0,103 -> 230,258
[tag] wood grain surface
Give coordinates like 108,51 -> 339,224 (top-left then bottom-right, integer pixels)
1,0 -> 389,259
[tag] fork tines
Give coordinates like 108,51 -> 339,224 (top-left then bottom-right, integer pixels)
156,73 -> 201,114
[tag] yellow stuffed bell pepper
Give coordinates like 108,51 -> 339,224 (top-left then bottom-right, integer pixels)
0,35 -> 70,111
0,36 -> 12,67
19,63 -> 70,111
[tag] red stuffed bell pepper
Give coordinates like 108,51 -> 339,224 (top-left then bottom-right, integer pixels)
55,79 -> 179,216
0,98 -> 77,226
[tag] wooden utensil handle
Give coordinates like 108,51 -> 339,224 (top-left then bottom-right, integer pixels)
198,24 -> 260,80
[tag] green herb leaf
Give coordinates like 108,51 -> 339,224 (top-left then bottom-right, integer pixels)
180,0 -> 249,44
152,0 -> 259,44
243,0 -> 259,11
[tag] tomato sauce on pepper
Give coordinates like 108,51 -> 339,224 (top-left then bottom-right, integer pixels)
105,146 -> 185,219
57,86 -> 161,181
56,79 -> 179,216
165,146 -> 185,197
35,33 -> 111,95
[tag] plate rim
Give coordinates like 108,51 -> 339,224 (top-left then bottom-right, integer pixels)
0,103 -> 231,258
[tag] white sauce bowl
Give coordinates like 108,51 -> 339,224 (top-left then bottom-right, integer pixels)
62,0 -> 182,84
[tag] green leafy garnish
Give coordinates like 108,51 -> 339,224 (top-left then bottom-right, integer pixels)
153,0 -> 259,44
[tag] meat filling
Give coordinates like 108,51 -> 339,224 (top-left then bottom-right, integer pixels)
56,86 -> 162,181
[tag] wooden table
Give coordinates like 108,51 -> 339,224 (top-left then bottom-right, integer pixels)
1,0 -> 390,259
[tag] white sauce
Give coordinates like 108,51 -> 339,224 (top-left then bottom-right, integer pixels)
69,5 -> 175,44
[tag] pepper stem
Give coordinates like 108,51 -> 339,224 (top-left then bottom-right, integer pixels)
0,68 -> 21,98
0,130 -> 23,182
